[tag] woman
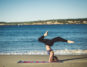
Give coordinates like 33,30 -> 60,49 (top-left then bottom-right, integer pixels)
38,31 -> 74,62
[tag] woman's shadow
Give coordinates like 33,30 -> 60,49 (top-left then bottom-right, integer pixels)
59,56 -> 87,63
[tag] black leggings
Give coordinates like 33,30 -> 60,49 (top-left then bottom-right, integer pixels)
38,36 -> 67,46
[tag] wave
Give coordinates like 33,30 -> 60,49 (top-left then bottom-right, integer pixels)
0,49 -> 87,55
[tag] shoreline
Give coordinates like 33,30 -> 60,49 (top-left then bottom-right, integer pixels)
0,55 -> 87,67
0,24 -> 87,26
0,49 -> 87,55
0,18 -> 87,25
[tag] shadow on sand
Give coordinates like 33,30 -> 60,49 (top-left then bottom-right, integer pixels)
59,56 -> 87,63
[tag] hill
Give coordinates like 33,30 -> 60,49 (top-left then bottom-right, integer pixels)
0,18 -> 87,25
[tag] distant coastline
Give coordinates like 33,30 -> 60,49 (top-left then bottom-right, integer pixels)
0,18 -> 87,25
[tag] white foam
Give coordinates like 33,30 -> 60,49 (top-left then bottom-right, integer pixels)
54,49 -> 87,55
0,49 -> 87,55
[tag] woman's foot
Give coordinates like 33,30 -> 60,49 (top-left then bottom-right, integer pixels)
67,40 -> 75,43
44,31 -> 48,36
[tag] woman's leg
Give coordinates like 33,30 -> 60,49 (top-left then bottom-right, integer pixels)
38,31 -> 48,42
52,37 -> 67,42
52,37 -> 74,43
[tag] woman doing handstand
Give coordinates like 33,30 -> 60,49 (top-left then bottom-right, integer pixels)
38,31 -> 74,62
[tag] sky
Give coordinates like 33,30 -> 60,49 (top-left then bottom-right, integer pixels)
0,0 -> 87,22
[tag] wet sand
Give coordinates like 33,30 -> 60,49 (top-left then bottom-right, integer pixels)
0,55 -> 87,67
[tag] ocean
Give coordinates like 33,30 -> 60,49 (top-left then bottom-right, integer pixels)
0,24 -> 87,55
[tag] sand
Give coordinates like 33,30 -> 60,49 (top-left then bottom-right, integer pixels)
0,55 -> 87,67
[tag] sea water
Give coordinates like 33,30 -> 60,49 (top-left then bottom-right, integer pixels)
0,24 -> 87,55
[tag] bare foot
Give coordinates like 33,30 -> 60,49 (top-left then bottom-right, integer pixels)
44,31 -> 48,36
67,40 -> 75,43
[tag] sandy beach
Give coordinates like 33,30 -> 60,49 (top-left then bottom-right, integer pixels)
0,55 -> 87,67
